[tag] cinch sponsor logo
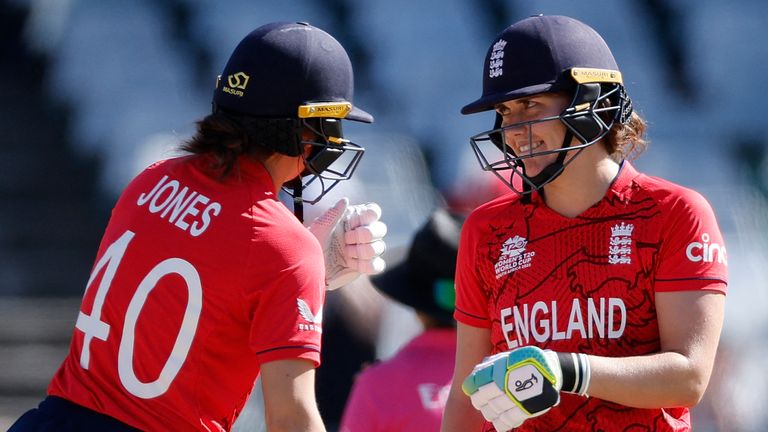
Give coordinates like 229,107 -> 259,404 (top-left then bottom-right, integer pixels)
685,233 -> 727,265
500,297 -> 627,349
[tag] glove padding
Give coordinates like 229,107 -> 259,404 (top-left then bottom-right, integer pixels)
308,198 -> 387,290
461,346 -> 563,432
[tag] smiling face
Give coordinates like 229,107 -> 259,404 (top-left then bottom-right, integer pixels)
494,92 -> 572,178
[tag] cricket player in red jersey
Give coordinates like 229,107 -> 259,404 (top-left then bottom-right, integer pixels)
441,15 -> 727,432
10,22 -> 386,432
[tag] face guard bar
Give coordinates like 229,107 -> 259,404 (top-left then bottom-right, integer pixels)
282,116 -> 365,205
469,81 -> 631,195
280,101 -> 366,207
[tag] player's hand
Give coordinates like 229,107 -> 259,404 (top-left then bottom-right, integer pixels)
308,198 -> 387,290
461,346 -> 590,431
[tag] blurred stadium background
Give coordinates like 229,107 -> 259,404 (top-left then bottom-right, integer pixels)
1,0 -> 766,431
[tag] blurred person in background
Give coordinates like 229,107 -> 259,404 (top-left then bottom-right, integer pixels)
443,173 -> 513,216
9,21 -> 387,432
442,15 -> 727,432
340,207 -> 463,432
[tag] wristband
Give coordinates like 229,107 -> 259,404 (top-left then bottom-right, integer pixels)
556,352 -> 591,396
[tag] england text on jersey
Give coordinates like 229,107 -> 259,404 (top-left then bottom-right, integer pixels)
500,297 -> 627,349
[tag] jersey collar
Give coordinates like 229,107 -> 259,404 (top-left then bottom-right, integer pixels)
528,159 -> 641,213
609,160 -> 640,198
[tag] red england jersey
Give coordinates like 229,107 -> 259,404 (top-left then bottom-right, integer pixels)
48,155 -> 326,431
454,162 -> 727,431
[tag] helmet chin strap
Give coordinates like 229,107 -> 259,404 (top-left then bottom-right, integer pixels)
520,130 -> 574,204
289,177 -> 304,222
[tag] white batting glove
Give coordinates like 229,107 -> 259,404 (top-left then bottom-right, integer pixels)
461,346 -> 590,431
308,198 -> 387,290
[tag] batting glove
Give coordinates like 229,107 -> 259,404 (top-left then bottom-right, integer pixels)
461,346 -> 590,431
308,198 -> 387,290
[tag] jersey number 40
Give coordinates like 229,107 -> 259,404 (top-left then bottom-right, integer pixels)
74,230 -> 202,399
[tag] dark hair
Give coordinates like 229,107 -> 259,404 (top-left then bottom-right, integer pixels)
181,111 -> 276,178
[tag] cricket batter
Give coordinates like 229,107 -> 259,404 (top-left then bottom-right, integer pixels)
10,22 -> 386,432
441,15 -> 727,431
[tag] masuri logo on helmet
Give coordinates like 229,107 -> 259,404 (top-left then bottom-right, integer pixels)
211,22 -> 373,215
222,72 -> 250,96
298,102 -> 353,119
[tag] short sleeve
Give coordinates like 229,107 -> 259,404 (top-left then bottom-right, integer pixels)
454,211 -> 492,328
243,213 -> 326,367
655,187 -> 728,294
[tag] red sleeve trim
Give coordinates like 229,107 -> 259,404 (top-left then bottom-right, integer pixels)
256,345 -> 321,367
654,278 -> 727,294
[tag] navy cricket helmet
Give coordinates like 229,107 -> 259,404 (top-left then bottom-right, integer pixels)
213,22 -> 373,206
462,15 -> 633,195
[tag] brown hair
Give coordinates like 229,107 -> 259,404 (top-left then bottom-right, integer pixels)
181,111 -> 275,178
590,88 -> 648,162
605,111 -> 648,162
559,88 -> 648,162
